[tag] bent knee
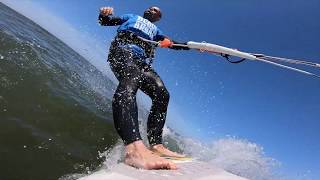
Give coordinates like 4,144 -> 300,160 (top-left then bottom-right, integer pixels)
153,87 -> 170,104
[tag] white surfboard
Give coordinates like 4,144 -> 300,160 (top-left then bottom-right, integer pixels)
78,159 -> 249,180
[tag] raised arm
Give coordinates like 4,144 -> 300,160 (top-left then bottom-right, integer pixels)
98,7 -> 125,26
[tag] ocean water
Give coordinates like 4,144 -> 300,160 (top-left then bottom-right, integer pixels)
1,3 -> 282,180
0,3 -> 118,180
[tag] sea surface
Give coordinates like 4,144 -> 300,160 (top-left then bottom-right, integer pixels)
0,3 -> 120,179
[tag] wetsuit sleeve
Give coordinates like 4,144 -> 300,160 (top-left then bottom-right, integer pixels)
154,29 -> 190,50
98,14 -> 129,26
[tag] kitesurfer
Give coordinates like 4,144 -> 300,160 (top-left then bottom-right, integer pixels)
98,6 -> 189,170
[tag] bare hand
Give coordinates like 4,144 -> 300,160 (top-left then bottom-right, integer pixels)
100,7 -> 113,16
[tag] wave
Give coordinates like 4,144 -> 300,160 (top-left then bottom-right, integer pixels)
0,3 -> 119,180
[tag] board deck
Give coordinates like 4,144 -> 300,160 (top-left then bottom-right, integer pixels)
161,156 -> 193,163
79,160 -> 249,180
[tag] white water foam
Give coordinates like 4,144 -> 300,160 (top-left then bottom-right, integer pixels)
95,126 -> 280,180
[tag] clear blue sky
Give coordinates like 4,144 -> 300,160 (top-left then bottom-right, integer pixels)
5,0 -> 320,178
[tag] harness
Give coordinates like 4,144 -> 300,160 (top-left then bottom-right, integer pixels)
112,31 -> 156,62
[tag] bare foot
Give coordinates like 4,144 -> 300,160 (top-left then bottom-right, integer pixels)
124,140 -> 177,170
151,144 -> 185,158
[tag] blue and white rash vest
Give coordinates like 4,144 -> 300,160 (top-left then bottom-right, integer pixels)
116,14 -> 164,58
99,13 -> 189,58
99,14 -> 164,58
117,14 -> 165,41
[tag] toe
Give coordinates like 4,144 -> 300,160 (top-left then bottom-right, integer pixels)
168,162 -> 177,170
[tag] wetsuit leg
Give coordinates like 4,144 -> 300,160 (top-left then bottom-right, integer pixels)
108,47 -> 169,146
138,67 -> 170,146
108,49 -> 142,145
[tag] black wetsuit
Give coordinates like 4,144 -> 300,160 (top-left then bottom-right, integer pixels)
99,13 -> 189,146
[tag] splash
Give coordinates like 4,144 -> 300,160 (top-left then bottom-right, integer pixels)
178,137 -> 279,180
96,126 -> 280,180
165,128 -> 280,180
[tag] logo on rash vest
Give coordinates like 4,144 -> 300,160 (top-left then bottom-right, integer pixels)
133,16 -> 157,39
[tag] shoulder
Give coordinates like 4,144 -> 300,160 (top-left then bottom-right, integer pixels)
120,13 -> 138,20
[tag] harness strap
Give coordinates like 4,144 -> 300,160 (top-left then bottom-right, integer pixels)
113,31 -> 156,60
